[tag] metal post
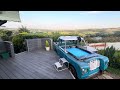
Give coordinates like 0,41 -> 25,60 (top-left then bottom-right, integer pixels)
50,38 -> 53,50
83,39 -> 87,46
65,40 -> 66,52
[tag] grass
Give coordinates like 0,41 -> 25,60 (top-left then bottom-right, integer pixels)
106,67 -> 120,76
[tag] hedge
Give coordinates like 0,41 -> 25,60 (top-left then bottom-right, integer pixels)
12,33 -> 48,53
98,47 -> 120,69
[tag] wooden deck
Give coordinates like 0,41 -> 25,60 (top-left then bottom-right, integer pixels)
0,49 -> 74,79
0,49 -> 113,79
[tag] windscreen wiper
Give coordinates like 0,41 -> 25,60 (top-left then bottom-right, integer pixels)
79,53 -> 99,60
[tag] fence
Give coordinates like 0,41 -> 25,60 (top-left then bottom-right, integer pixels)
25,38 -> 53,52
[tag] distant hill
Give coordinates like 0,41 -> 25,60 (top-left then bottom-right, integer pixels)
0,26 -> 120,33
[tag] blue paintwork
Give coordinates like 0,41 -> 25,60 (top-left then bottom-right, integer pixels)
53,42 -> 109,79
67,48 -> 90,58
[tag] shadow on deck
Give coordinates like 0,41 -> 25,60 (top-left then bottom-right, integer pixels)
0,49 -> 73,79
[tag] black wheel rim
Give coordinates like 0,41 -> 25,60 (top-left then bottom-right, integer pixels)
70,66 -> 77,78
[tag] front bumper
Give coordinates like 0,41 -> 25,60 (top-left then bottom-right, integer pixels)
80,68 -> 100,79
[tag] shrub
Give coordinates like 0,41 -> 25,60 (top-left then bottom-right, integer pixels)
0,29 -> 13,41
98,46 -> 120,69
3,30 -> 12,36
1,34 -> 9,41
114,31 -> 120,37
104,46 -> 116,66
12,35 -> 25,53
112,52 -> 120,69
12,33 -> 48,53
18,26 -> 30,33
45,40 -> 50,47
50,32 -> 61,42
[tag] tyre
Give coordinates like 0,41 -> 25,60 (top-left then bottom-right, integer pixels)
100,70 -> 104,75
69,65 -> 78,79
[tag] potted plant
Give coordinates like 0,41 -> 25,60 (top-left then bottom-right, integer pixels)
45,40 -> 50,51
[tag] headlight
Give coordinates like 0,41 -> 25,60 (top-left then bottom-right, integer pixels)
82,68 -> 88,75
105,62 -> 108,66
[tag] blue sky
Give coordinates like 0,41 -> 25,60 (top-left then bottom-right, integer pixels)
4,11 -> 120,30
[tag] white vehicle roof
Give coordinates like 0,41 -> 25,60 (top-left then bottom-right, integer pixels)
59,36 -> 84,41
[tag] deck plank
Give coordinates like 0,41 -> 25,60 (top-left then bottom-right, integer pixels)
0,66 -> 10,79
8,59 -> 40,79
0,75 -> 2,79
0,62 -> 17,79
3,61 -> 35,79
0,60 -> 25,79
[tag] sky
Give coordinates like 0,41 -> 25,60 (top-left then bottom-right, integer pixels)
3,11 -> 120,30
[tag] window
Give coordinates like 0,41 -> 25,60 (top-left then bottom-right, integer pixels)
80,40 -> 86,46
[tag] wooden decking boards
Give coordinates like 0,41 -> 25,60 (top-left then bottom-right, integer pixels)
0,49 -> 113,79
0,49 -> 73,79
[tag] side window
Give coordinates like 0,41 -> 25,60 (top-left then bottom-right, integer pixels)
80,40 -> 85,46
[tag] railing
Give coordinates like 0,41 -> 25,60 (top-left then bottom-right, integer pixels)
25,38 -> 53,52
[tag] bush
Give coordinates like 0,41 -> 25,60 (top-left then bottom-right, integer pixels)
114,31 -> 120,37
4,30 -> 12,36
112,52 -> 120,69
104,46 -> 116,66
18,26 -> 30,33
50,32 -> 61,42
0,29 -> 13,41
12,35 -> 25,53
12,33 -> 48,53
45,40 -> 50,47
97,50 -> 104,55
98,46 -> 120,69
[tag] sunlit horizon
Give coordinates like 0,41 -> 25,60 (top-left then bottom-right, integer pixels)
2,11 -> 120,30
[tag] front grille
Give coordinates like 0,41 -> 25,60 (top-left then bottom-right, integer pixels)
89,60 -> 100,71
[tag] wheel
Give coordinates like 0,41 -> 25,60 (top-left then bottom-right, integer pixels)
100,70 -> 104,75
69,65 -> 78,79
